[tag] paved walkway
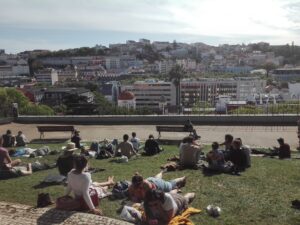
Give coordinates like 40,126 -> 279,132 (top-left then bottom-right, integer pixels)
0,123 -> 299,148
0,201 -> 132,225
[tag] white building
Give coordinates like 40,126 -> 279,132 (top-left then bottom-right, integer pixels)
235,77 -> 266,101
152,41 -> 170,51
122,80 -> 176,110
35,68 -> 58,85
105,57 -> 121,70
271,68 -> 300,81
158,60 -> 174,75
0,65 -> 14,78
289,83 -> 300,99
176,59 -> 197,71
57,66 -> 78,82
180,78 -> 238,107
12,59 -> 30,76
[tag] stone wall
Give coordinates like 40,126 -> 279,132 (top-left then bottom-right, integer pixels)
0,117 -> 13,125
16,115 -> 300,126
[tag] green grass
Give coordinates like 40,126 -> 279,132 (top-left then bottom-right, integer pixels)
1,143 -> 300,225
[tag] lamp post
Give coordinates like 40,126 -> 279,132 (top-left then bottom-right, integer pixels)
159,95 -> 166,115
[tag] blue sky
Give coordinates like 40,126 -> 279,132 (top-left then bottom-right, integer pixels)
0,0 -> 299,53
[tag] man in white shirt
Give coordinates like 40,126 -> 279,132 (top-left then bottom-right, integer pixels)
130,132 -> 140,152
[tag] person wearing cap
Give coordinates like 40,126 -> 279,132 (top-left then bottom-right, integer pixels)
144,134 -> 162,156
71,130 -> 82,149
57,142 -> 77,176
128,171 -> 186,203
274,138 -> 291,159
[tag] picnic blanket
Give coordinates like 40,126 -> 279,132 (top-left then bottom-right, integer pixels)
169,207 -> 201,225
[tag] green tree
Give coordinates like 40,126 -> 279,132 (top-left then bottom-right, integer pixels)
0,88 -> 54,116
168,64 -> 186,108
262,62 -> 277,77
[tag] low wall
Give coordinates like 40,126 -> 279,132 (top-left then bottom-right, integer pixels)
0,117 -> 13,125
16,114 -> 300,126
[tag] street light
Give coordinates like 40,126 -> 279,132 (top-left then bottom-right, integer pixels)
159,95 -> 167,115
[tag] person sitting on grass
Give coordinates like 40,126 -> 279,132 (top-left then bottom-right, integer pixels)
220,134 -> 234,151
143,189 -> 195,225
128,171 -> 186,203
15,131 -> 28,147
0,146 -> 32,179
71,130 -> 82,149
0,130 -> 15,148
251,138 -> 291,160
115,134 -> 137,159
206,142 -> 227,172
144,134 -> 163,156
179,136 -> 202,169
236,138 -> 251,168
227,139 -> 248,174
65,155 -> 115,215
130,132 -> 141,152
273,137 -> 291,159
57,142 -> 77,176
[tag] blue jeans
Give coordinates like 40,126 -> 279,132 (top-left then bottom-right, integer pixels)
146,177 -> 177,192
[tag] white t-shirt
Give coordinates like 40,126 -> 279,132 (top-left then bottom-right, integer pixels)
162,193 -> 178,217
65,170 -> 95,210
130,137 -> 140,150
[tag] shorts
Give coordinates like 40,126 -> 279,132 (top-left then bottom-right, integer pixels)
146,177 -> 177,192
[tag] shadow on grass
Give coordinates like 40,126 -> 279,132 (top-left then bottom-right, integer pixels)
33,182 -> 63,189
37,208 -> 76,225
30,138 -> 69,144
202,167 -> 224,177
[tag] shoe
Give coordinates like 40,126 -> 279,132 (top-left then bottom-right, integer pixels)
177,177 -> 186,188
292,200 -> 300,209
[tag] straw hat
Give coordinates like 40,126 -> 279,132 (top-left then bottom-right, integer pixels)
63,142 -> 78,152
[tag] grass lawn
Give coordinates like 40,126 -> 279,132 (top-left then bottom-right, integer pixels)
1,143 -> 300,225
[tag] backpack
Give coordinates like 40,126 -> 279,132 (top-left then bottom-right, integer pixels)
37,193 -> 53,208
111,180 -> 131,199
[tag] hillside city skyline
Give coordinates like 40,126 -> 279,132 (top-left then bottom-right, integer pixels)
2,39 -> 300,55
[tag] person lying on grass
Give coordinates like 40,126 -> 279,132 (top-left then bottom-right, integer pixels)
143,189 -> 195,225
128,171 -> 186,203
64,155 -> 114,215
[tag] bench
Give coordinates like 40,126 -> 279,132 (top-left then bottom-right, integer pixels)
37,126 -> 75,139
156,125 -> 194,138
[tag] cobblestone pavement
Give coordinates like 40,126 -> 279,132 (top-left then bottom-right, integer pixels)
0,201 -> 132,225
0,123 -> 298,148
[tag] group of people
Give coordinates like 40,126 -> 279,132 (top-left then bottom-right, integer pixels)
115,133 -> 163,158
206,135 -> 251,174
72,130 -> 164,159
0,130 -> 28,147
0,125 -> 294,224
